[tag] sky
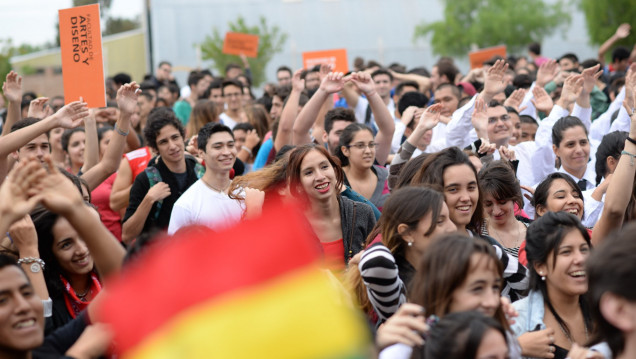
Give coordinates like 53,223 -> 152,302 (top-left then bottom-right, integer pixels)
0,0 -> 143,46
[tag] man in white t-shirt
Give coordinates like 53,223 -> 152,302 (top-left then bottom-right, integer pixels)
342,68 -> 396,131
168,123 -> 244,234
218,79 -> 245,130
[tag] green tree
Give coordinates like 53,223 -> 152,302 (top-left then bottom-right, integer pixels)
579,0 -> 636,46
200,16 -> 288,87
414,0 -> 570,57
103,16 -> 141,36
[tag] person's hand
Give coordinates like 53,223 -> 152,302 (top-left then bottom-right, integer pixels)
520,184 -> 535,202
564,344 -> 605,359
145,182 -> 171,203
503,88 -> 527,112
117,82 -> 140,115
93,107 -> 118,124
376,303 -> 427,350
615,23 -> 631,39
318,63 -> 332,82
186,135 -> 199,156
8,215 -> 38,254
482,59 -> 509,97
243,187 -> 265,219
291,69 -> 305,92
239,53 -> 249,67
400,106 -> 418,126
35,156 -> 85,217
472,97 -> 489,134
518,327 -> 557,358
2,71 -> 23,102
65,323 -> 114,359
244,129 -> 261,149
52,100 -> 90,129
531,86 -> 554,114
536,60 -> 559,88
557,74 -> 584,108
580,64 -> 603,94
319,72 -> 345,94
347,72 -> 376,96
27,97 -> 50,119
499,296 -> 518,325
478,139 -> 496,156
498,146 -> 516,162
0,157 -> 46,226
348,250 -> 364,267
417,103 -> 442,131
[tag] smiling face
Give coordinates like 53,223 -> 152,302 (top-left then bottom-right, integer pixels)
443,164 -> 479,231
373,74 -> 392,99
508,112 -> 521,146
299,149 -> 337,201
519,122 -> 537,143
52,217 -> 94,278
201,131 -> 236,173
553,126 -> 590,175
535,229 -> 590,297
66,131 -> 86,169
341,129 -> 375,169
476,328 -> 509,359
486,106 -> 511,146
0,266 -> 44,353
449,253 -> 502,317
223,84 -> 243,112
155,125 -> 185,166
402,202 -> 457,255
483,193 -> 515,226
15,134 -> 50,163
536,178 -> 584,219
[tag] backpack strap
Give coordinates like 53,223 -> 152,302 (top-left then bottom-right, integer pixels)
194,162 -> 206,179
144,166 -> 163,220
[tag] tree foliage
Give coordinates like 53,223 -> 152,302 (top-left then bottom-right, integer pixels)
200,16 -> 288,87
579,0 -> 636,46
414,0 -> 570,57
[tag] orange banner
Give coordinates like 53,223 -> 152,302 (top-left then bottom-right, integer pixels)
59,4 -> 105,108
469,45 -> 507,69
303,49 -> 349,73
222,32 -> 260,58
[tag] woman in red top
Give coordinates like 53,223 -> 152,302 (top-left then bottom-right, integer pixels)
90,126 -> 122,240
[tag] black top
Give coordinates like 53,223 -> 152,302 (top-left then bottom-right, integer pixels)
34,312 -> 89,359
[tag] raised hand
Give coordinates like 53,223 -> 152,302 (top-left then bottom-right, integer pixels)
319,72 -> 345,94
53,100 -> 90,128
27,97 -> 50,119
580,64 -> 603,94
503,88 -> 527,112
478,138 -> 497,156
557,74 -> 584,108
318,63 -> 332,82
498,146 -> 516,162
36,156 -> 85,216
531,86 -> 554,113
615,23 -> 631,39
291,69 -> 305,92
0,157 -> 46,226
244,129 -> 261,149
400,106 -> 418,126
417,103 -> 442,131
347,71 -> 375,96
536,60 -> 559,87
471,97 -> 489,135
116,82 -> 140,115
375,303 -> 427,350
2,71 -> 23,102
8,215 -> 38,254
482,59 -> 509,98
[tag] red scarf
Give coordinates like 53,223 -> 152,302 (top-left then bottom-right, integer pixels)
61,273 -> 102,318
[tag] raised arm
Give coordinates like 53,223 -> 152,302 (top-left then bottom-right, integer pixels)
38,156 -> 126,277
275,69 -> 304,151
592,72 -> 636,245
109,158 -> 133,212
478,59 -> 509,104
347,72 -> 395,165
81,83 -> 138,190
1,71 -> 23,136
598,23 -> 631,66
292,72 -> 344,145
389,69 -> 432,93
81,110 -> 99,173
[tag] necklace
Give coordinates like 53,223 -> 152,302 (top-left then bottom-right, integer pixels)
557,318 -> 588,344
75,288 -> 89,301
489,219 -> 522,249
202,178 -> 230,193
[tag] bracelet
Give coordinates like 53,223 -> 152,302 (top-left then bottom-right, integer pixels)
621,150 -> 636,166
114,123 -> 129,137
241,146 -> 252,156
17,257 -> 45,270
627,137 -> 636,146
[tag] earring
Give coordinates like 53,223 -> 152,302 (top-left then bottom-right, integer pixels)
407,241 -> 413,247
540,272 -> 545,281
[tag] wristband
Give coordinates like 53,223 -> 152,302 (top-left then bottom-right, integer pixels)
17,257 -> 45,271
114,123 -> 130,136
241,146 -> 253,156
621,150 -> 636,166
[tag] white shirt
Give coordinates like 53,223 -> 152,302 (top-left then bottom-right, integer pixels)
168,180 -> 245,235
353,96 -> 395,130
219,112 -> 238,130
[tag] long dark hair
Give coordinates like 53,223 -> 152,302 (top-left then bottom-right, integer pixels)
287,144 -> 345,202
31,208 -> 67,300
532,172 -> 584,218
525,211 -> 592,340
410,147 -> 484,232
594,131 -> 627,186
335,123 -> 374,167
478,160 -> 523,208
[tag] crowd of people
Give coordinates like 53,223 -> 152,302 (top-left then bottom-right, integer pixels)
1,21 -> 636,358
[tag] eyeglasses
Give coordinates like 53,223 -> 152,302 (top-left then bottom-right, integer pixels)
488,115 -> 511,124
347,142 -> 377,150
224,93 -> 242,98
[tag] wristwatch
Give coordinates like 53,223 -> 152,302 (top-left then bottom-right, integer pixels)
29,262 -> 42,273
17,257 -> 45,273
